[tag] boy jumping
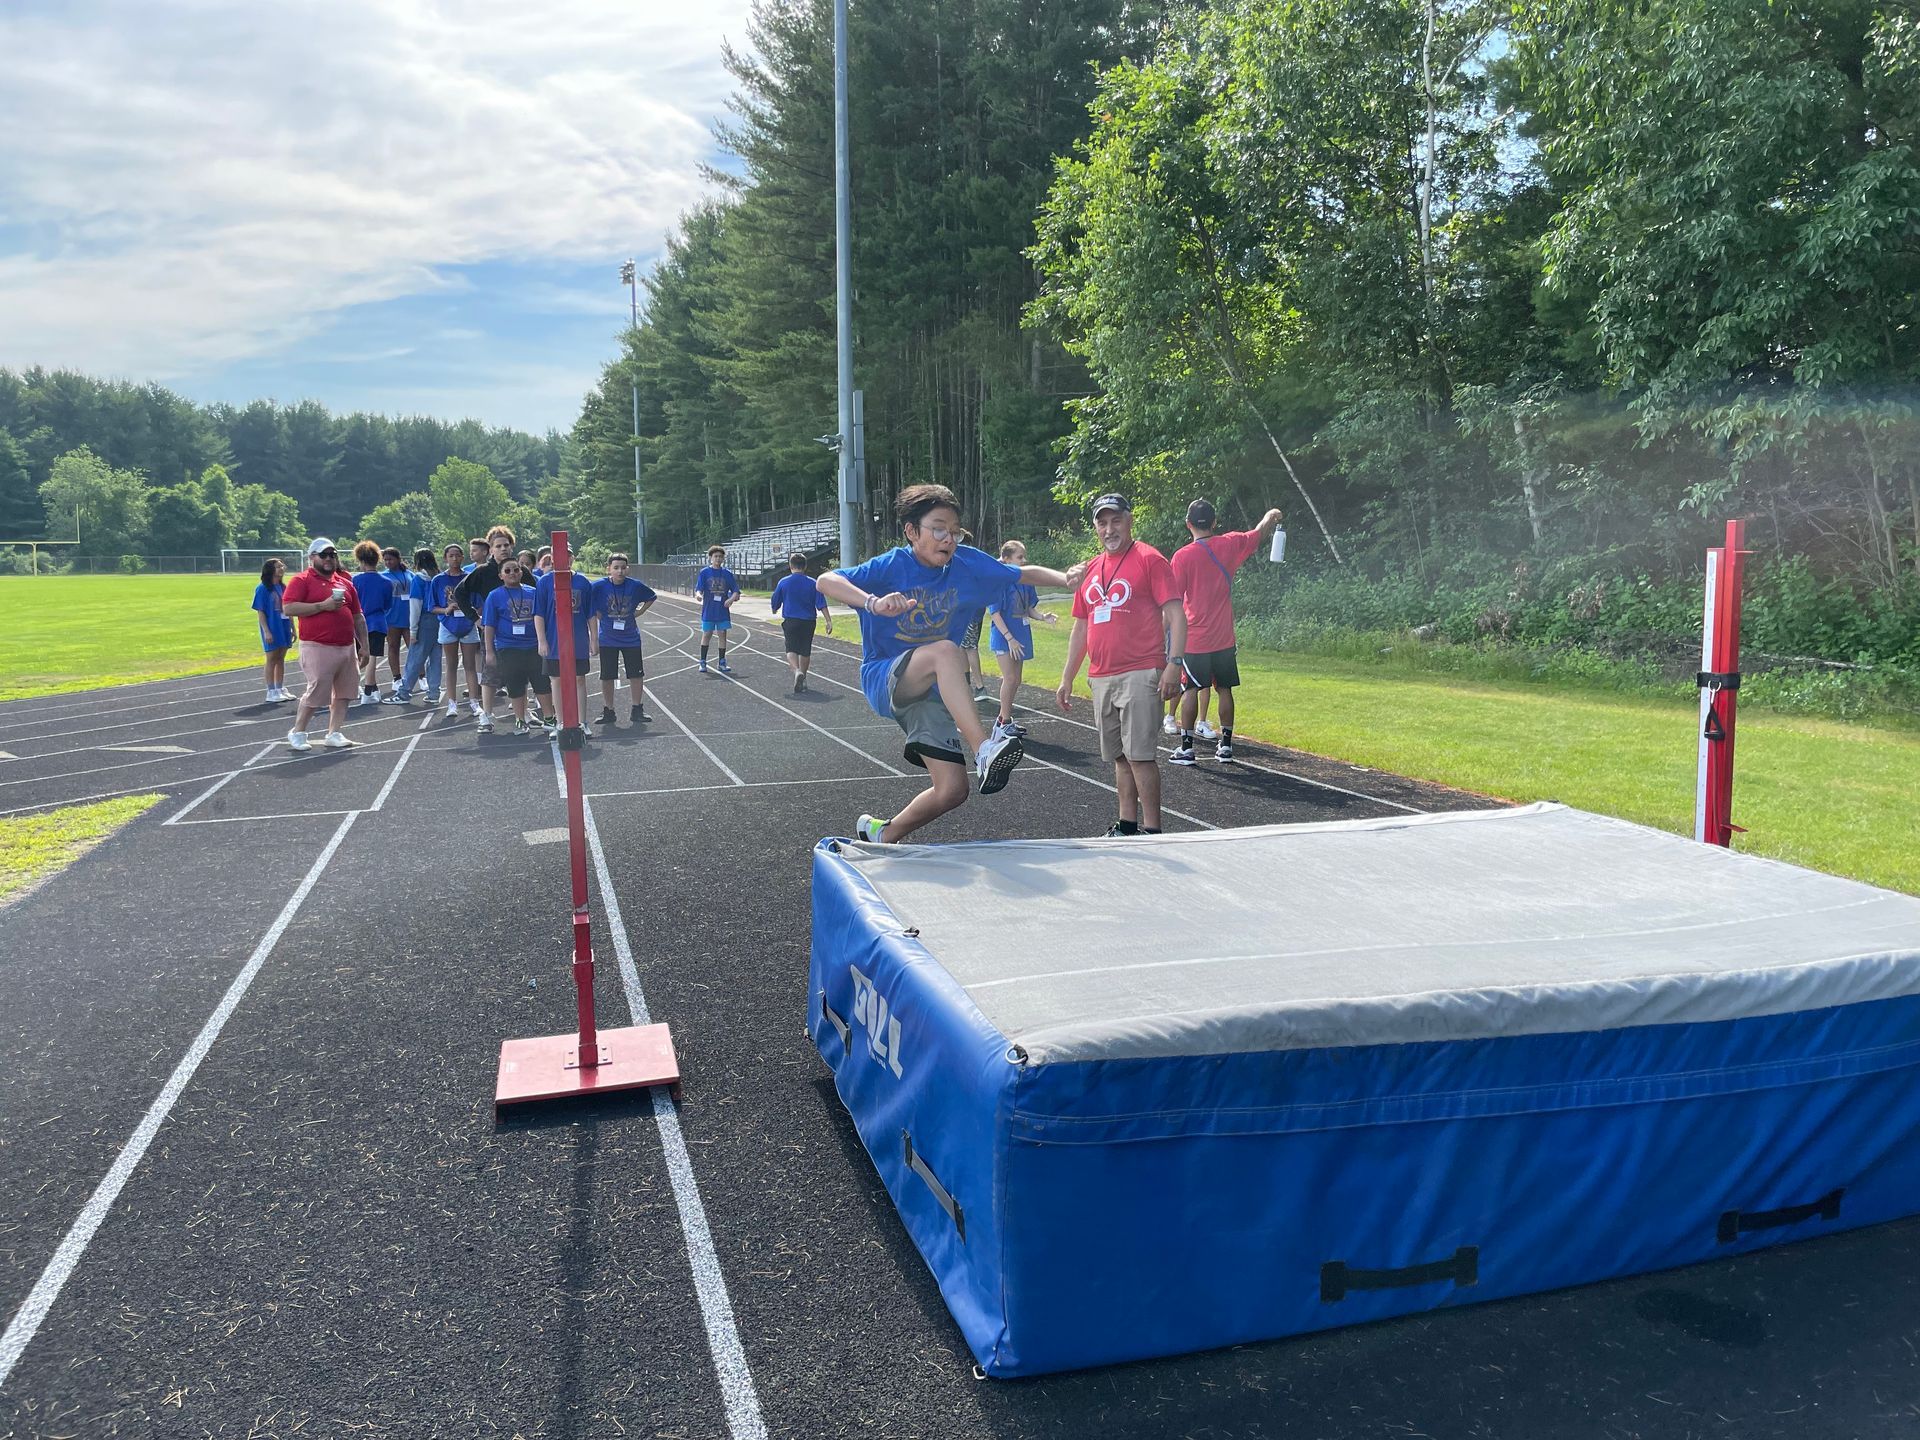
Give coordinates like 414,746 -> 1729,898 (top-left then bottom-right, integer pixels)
817,484 -> 1083,844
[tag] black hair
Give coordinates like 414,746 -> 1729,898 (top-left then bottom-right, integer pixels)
896,483 -> 961,529
788,552 -> 807,569
258,558 -> 283,586
413,547 -> 437,572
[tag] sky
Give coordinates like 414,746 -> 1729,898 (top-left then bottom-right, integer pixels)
0,0 -> 757,435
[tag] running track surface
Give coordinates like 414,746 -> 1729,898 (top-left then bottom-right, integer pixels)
1,592 -> 1914,1439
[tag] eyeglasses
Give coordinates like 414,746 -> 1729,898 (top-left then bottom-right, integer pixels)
912,524 -> 959,543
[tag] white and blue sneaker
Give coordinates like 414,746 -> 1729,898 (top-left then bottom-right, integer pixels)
974,730 -> 1024,795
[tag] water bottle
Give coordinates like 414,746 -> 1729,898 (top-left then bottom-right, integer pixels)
1269,527 -> 1287,563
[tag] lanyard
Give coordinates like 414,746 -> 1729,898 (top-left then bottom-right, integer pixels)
1092,542 -> 1134,604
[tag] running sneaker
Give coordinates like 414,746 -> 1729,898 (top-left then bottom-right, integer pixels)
476,713 -> 494,734
1103,821 -> 1138,838
1215,739 -> 1234,761
286,729 -> 311,753
424,691 -> 441,705
1161,713 -> 1179,736
444,701 -> 459,719
382,691 -> 408,705
635,708 -> 652,723
1169,743 -> 1197,766
513,718 -> 531,737
717,656 -> 732,674
598,707 -> 618,727
579,721 -> 593,738
792,673 -> 803,694
972,683 -> 989,700
1196,719 -> 1218,741
856,814 -> 888,843
322,731 -> 354,749
698,658 -> 709,673
974,730 -> 1024,795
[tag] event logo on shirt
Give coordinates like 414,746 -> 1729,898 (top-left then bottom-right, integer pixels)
1083,576 -> 1131,611
848,964 -> 905,1078
506,594 -> 534,622
895,584 -> 958,643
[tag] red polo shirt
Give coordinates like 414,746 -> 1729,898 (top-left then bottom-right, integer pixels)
1072,540 -> 1178,677
282,565 -> 362,647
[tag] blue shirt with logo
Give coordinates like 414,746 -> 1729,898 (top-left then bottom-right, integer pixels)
592,577 -> 656,647
252,582 -> 293,648
351,571 -> 394,633
534,570 -> 593,656
988,582 -> 1038,655
481,583 -> 538,648
771,572 -> 829,620
694,565 -> 739,624
837,544 -> 1021,717
383,566 -> 412,630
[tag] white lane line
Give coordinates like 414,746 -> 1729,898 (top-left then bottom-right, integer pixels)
578,792 -> 768,1440
163,742 -> 278,826
713,671 -> 907,776
522,827 -> 568,845
0,676 -> 263,732
588,772 -> 924,801
645,691 -> 744,786
0,702 -> 297,754
103,745 -> 193,755
366,717 -> 433,812
170,809 -> 358,826
0,811 -> 360,1389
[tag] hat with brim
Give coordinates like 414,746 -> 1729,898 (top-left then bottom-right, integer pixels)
1091,493 -> 1131,518
1186,498 -> 1217,529
305,536 -> 336,558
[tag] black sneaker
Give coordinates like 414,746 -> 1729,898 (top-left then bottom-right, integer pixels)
1169,744 -> 1197,766
1103,821 -> 1139,838
598,707 -> 617,727
635,708 -> 652,723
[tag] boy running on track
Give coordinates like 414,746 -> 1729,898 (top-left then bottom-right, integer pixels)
694,546 -> 740,673
817,483 -> 1083,845
592,553 -> 656,725
770,552 -> 833,692
380,546 -> 411,699
350,541 -> 393,705
1168,498 -> 1283,764
534,560 -> 598,737
252,558 -> 294,702
985,540 -> 1055,739
481,560 -> 550,736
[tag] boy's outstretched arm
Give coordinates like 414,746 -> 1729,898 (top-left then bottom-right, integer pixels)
1017,561 -> 1087,591
817,571 -> 912,616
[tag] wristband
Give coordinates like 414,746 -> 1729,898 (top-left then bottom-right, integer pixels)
865,594 -> 877,612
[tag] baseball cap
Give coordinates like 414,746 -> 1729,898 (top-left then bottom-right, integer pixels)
304,536 -> 336,558
1186,498 -> 1218,529
1090,493 -> 1131,518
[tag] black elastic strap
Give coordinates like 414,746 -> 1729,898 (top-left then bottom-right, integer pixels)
1718,1189 -> 1842,1245
819,991 -> 850,1048
1321,1246 -> 1477,1303
1696,670 -> 1742,691
903,1130 -> 965,1241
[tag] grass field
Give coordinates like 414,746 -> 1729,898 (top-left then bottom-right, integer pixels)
0,794 -> 163,906
8,575 -> 1916,892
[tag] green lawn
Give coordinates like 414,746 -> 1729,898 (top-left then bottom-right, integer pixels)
0,794 -> 163,907
4,574 -> 282,699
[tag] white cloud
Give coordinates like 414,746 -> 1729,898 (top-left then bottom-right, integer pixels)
0,0 -> 752,387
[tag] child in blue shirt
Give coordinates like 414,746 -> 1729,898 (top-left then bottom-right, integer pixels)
591,553 -> 657,726
769,551 -> 833,693
252,558 -> 294,702
349,540 -> 394,705
535,563 -> 598,736
985,539 -> 1055,741
379,547 -> 412,701
480,560 -> 551,736
817,484 -> 1083,844
693,546 -> 740,673
394,548 -> 444,703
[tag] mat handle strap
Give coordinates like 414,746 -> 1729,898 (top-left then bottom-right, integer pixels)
1321,1246 -> 1477,1303
903,1130 -> 965,1242
819,991 -> 851,1049
1717,1188 -> 1842,1245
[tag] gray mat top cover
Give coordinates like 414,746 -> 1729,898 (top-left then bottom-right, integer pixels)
834,804 -> 1920,1063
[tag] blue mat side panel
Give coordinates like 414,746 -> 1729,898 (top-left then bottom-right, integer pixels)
991,994 -> 1920,1376
808,842 -> 1017,1370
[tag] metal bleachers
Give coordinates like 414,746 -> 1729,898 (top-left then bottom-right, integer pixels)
664,503 -> 839,582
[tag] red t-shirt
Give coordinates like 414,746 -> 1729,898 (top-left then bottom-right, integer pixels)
281,566 -> 362,647
1072,541 -> 1179,677
1170,529 -> 1262,653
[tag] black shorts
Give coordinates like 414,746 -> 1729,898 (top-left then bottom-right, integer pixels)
782,616 -> 817,656
495,647 -> 544,697
544,655 -> 592,677
1181,647 -> 1241,691
600,646 -> 643,680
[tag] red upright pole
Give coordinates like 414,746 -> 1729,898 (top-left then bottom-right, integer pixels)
1694,519 -> 1747,847
553,531 -> 599,1065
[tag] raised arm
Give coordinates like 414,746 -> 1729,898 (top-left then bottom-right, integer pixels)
818,570 -> 913,617
1254,507 -> 1284,541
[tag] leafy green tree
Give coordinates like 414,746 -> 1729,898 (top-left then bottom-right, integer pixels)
358,490 -> 440,551
39,446 -> 149,558
231,484 -> 304,549
0,430 -> 36,538
428,457 -> 514,541
147,481 -> 227,556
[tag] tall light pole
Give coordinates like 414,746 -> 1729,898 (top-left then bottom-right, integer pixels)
833,0 -> 859,565
620,259 -> 645,564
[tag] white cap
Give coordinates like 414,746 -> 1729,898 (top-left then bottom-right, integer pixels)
304,536 -> 335,558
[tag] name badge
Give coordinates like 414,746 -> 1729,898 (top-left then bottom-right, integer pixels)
613,619 -> 628,630
1092,604 -> 1112,624
512,624 -> 527,636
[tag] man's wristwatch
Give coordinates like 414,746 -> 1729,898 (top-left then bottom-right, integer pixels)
1167,656 -> 1184,667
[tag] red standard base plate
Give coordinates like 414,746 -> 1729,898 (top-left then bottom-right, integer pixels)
494,1023 -> 681,1111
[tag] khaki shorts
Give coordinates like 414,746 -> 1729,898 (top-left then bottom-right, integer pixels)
1091,667 -> 1162,763
299,641 -> 360,705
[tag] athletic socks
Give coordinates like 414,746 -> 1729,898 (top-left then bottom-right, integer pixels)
1111,820 -> 1139,835
1143,827 -> 1162,834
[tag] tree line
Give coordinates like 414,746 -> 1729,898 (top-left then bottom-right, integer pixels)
564,0 -> 1917,602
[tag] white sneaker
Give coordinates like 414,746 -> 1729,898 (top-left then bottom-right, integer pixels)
445,701 -> 459,718
383,690 -> 407,705
1162,714 -> 1179,736
1196,719 -> 1218,741
323,730 -> 354,749
476,713 -> 494,734
975,730 -> 1024,795
286,729 -> 311,752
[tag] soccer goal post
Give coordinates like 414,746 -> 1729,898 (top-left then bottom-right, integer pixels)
221,547 -> 306,575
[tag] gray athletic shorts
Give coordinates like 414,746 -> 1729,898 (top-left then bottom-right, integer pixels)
886,651 -> 963,769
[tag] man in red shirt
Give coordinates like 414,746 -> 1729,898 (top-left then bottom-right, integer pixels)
1168,498 -> 1284,764
1056,493 -> 1187,836
281,537 -> 369,752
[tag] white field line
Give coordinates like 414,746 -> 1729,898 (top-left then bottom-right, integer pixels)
367,716 -> 434,811
588,772 -> 923,801
0,675 -> 263,732
0,703 -> 301,756
162,742 -> 278,825
0,811 -> 360,1389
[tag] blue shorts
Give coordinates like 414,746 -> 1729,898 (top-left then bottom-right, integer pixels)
261,631 -> 292,654
702,619 -> 731,633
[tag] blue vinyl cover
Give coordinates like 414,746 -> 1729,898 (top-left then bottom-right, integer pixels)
809,840 -> 1920,1377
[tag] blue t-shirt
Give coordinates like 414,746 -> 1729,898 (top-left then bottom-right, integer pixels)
252,582 -> 293,647
592,577 -> 656,647
771,572 -> 828,621
351,571 -> 394,632
987,582 -> 1038,654
481,583 -> 539,648
838,544 -> 1022,718
534,571 -> 593,656
383,567 -> 412,629
694,566 -> 739,624
431,572 -> 471,637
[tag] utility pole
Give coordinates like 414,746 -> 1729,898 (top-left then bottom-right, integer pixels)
833,0 -> 860,566
620,259 -> 645,563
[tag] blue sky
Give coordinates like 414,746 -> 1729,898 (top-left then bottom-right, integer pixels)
0,0 -> 756,435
